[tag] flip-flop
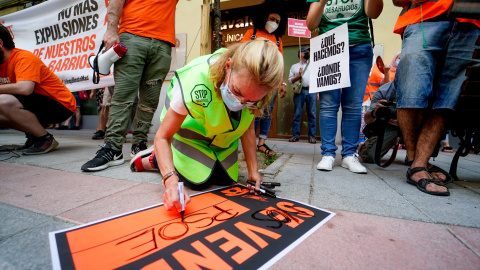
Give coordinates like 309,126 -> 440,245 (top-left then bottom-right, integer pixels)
406,167 -> 450,196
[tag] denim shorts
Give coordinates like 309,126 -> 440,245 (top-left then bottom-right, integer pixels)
395,21 -> 480,110
73,92 -> 81,108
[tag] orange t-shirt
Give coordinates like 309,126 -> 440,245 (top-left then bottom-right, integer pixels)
0,48 -> 76,112
118,0 -> 178,46
241,28 -> 283,55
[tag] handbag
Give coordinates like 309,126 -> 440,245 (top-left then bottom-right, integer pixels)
292,79 -> 302,94
291,61 -> 309,94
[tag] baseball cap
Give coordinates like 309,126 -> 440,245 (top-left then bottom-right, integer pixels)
298,47 -> 310,57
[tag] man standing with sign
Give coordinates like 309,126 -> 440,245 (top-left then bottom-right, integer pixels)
306,0 -> 383,173
288,47 -> 317,144
81,0 -> 178,172
0,25 -> 76,155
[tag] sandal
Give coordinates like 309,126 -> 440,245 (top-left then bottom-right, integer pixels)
257,144 -> 275,157
405,157 -> 452,184
427,165 -> 453,185
308,137 -> 316,144
404,157 -> 413,166
441,146 -> 454,153
406,167 -> 450,196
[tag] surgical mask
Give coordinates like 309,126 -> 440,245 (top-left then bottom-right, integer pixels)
304,52 -> 310,60
220,69 -> 245,111
265,21 -> 278,34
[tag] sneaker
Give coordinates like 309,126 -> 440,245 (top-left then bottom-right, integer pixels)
16,132 -> 38,151
23,134 -> 59,155
130,146 -> 155,172
92,130 -> 105,140
341,154 -> 367,174
317,156 -> 335,171
81,143 -> 124,171
131,141 -> 148,157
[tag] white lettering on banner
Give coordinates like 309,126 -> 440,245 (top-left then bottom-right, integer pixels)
0,0 -> 112,91
309,23 -> 350,93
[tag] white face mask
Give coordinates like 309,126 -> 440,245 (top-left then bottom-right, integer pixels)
265,21 -> 278,34
220,68 -> 245,111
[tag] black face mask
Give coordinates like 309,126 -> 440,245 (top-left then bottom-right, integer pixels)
303,52 -> 310,60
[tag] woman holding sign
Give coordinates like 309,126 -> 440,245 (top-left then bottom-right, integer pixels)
130,40 -> 284,212
306,0 -> 383,173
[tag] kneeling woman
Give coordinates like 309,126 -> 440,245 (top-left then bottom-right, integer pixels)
131,40 -> 284,213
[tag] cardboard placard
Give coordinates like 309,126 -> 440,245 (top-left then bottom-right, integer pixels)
288,18 -> 311,38
309,23 -> 350,93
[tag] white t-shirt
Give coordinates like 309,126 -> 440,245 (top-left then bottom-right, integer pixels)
169,80 -> 188,115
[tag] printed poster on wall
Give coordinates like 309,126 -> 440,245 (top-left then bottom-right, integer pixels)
49,185 -> 335,270
309,23 -> 350,93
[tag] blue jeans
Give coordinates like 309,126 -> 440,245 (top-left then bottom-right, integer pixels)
255,93 -> 277,140
395,21 -> 480,109
318,42 -> 373,158
292,89 -> 316,138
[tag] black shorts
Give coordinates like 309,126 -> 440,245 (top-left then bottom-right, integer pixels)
14,92 -> 73,125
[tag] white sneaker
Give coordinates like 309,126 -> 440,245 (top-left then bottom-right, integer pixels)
317,156 -> 335,171
341,154 -> 367,174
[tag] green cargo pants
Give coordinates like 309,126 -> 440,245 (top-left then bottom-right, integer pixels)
105,32 -> 171,151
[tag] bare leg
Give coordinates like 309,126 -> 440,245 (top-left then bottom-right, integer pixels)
397,108 -> 423,162
258,138 -> 266,147
0,94 -> 47,137
74,108 -> 81,127
398,108 -> 447,193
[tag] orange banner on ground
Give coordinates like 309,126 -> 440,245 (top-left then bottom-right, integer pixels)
50,185 -> 334,270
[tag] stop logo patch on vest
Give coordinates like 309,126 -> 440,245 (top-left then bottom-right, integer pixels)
191,84 -> 213,107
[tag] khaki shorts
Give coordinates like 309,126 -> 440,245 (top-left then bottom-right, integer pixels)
102,86 -> 114,106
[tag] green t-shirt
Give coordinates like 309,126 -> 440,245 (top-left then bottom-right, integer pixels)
307,0 -> 371,45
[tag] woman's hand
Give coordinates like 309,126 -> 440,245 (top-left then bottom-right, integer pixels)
248,170 -> 264,195
163,176 -> 191,212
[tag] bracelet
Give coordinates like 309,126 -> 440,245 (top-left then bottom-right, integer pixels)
162,171 -> 178,186
370,110 -> 376,119
282,82 -> 287,86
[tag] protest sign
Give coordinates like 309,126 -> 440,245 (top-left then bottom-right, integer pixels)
287,18 -> 311,38
0,0 -> 185,92
49,185 -> 334,270
0,0 -> 112,91
309,23 -> 350,93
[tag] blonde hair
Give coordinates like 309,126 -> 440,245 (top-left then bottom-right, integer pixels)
210,39 -> 284,114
